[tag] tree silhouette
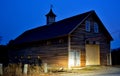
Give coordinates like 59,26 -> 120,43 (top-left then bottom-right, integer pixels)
0,36 -> 2,44
111,48 -> 120,65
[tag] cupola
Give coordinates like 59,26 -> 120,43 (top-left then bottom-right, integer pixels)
46,8 -> 56,25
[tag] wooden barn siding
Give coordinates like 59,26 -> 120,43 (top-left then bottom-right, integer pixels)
11,37 -> 69,68
89,16 -> 111,65
70,17 -> 110,66
99,36 -> 110,65
36,44 -> 68,67
70,23 -> 86,67
88,17 -> 110,66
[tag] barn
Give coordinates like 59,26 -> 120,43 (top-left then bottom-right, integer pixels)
8,9 -> 113,69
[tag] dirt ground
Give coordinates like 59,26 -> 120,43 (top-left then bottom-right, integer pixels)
40,66 -> 120,76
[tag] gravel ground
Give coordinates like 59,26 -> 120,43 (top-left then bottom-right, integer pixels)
45,66 -> 120,76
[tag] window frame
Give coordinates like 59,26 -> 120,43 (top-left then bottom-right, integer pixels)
94,22 -> 99,33
85,20 -> 91,32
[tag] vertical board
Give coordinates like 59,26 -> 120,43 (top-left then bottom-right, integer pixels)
0,64 -> 3,75
44,63 -> 48,73
23,64 -> 28,74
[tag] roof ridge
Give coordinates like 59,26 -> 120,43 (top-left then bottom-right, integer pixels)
55,10 -> 94,23
26,10 -> 94,32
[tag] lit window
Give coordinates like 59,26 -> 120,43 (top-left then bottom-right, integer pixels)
94,22 -> 99,33
85,20 -> 90,32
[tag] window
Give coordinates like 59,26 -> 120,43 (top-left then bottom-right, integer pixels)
85,20 -> 90,32
93,41 -> 100,44
93,41 -> 96,44
86,40 -> 89,44
94,22 -> 99,33
96,41 -> 100,44
59,39 -> 64,43
48,17 -> 55,24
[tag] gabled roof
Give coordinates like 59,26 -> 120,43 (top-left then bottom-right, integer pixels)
12,10 -> 113,45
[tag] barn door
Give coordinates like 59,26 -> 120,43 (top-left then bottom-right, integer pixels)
75,51 -> 80,66
86,44 -> 100,65
69,50 -> 80,67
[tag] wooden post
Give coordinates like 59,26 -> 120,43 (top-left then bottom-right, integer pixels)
44,63 -> 48,73
109,52 -> 112,65
0,63 -> 3,75
68,35 -> 71,69
107,52 -> 112,65
23,64 -> 28,74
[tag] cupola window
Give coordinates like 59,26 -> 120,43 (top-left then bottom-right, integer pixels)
46,8 -> 56,25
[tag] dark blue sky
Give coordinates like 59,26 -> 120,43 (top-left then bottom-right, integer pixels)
0,0 -> 120,49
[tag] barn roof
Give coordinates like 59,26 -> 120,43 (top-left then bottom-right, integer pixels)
12,10 -> 113,45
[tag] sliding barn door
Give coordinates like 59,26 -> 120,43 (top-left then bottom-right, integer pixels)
69,50 -> 80,67
86,44 -> 100,65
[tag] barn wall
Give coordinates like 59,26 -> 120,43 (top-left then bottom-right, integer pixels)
99,35 -> 110,65
70,23 -> 86,67
9,36 -> 69,68
70,16 -> 111,66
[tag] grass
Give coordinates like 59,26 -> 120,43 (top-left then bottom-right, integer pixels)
2,64 -> 118,76
2,63 -> 65,76
3,64 -> 22,76
2,63 -> 45,76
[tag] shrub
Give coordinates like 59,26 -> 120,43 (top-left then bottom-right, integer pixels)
2,63 -> 44,76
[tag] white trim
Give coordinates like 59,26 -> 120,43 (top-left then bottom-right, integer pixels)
109,52 -> 112,65
106,52 -> 112,65
68,35 -> 71,69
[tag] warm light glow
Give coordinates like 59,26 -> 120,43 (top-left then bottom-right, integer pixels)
86,44 -> 100,65
68,50 -> 80,68
68,58 -> 74,68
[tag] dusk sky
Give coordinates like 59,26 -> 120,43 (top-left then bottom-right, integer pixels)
0,0 -> 120,49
